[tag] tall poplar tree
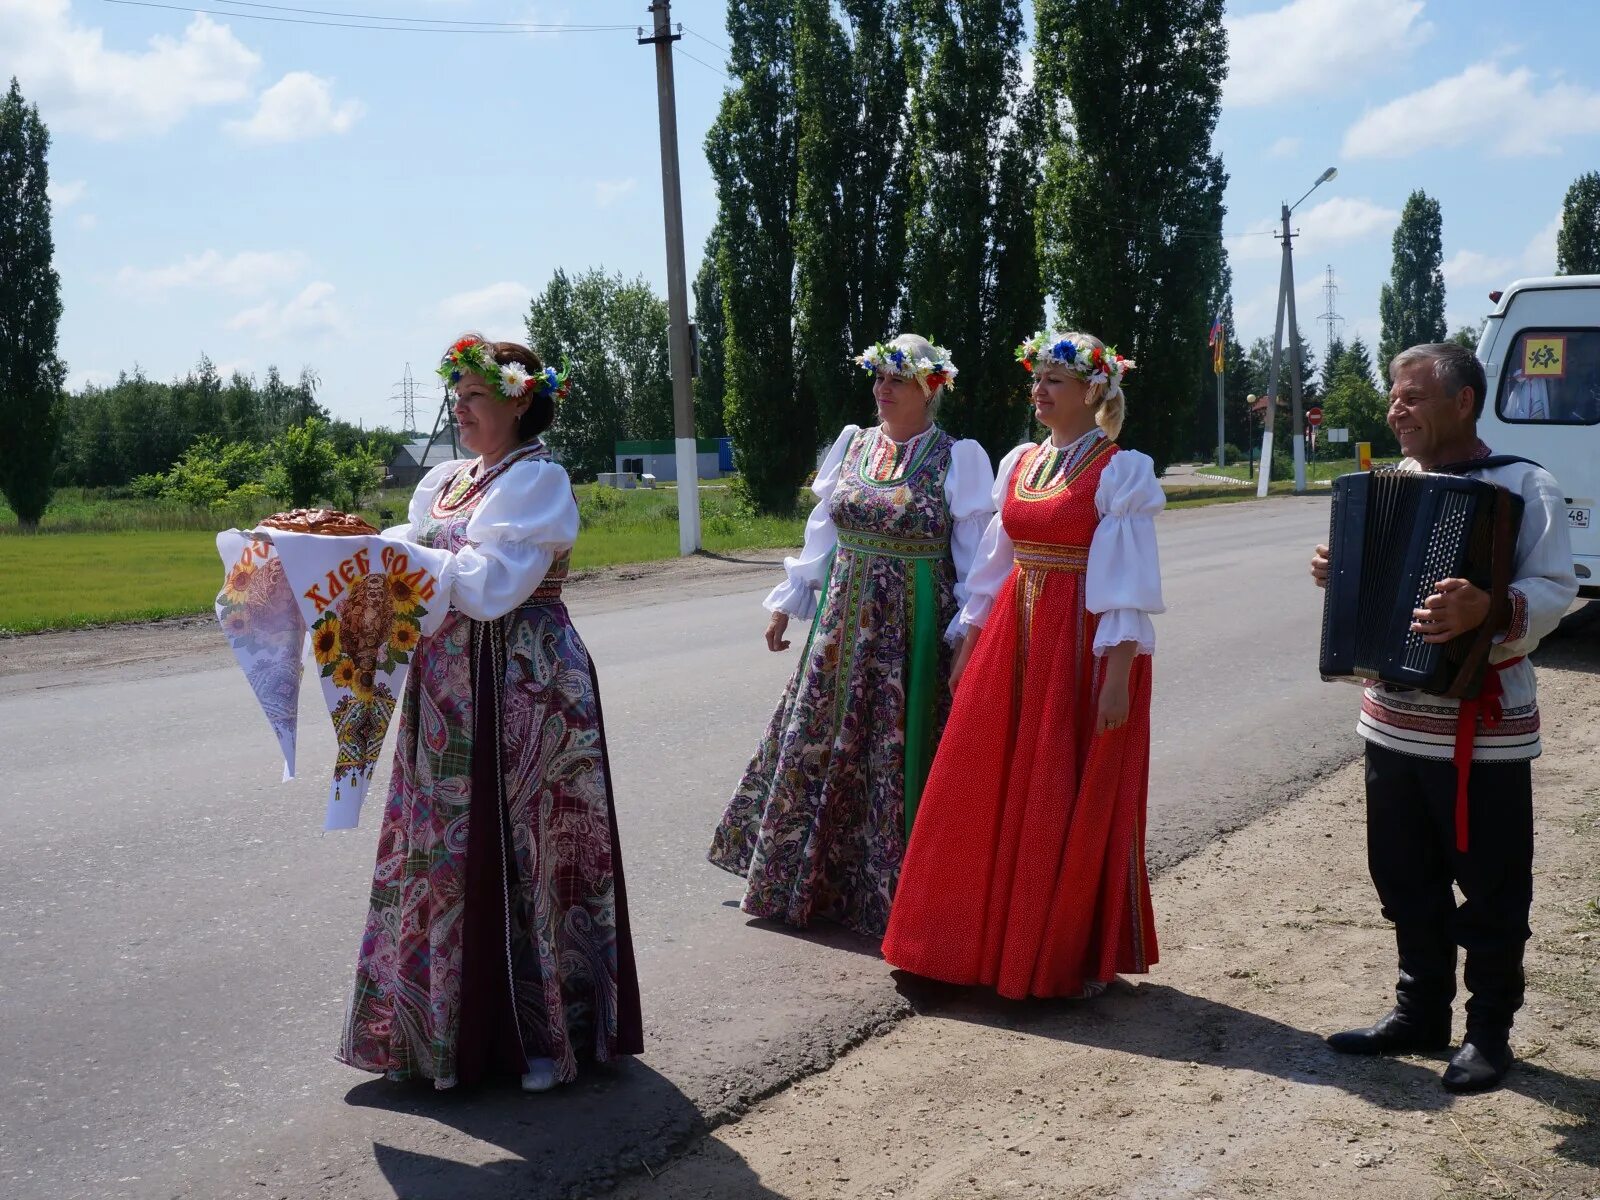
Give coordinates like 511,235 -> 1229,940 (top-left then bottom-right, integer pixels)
708,0 -> 809,514
1378,189 -> 1447,382
691,229 -> 728,439
0,78 -> 65,530
793,0 -> 913,437
1035,0 -> 1228,473
1556,171 -> 1600,276
903,0 -> 1043,460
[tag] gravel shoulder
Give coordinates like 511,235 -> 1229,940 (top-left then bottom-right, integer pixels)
616,629 -> 1600,1200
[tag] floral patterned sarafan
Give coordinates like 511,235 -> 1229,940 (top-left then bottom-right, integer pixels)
709,426 -> 960,937
338,440 -> 641,1088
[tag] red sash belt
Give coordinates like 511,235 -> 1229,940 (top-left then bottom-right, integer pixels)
1452,656 -> 1524,853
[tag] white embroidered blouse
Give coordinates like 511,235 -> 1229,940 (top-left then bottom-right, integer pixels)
384,454 -> 579,622
955,436 -> 1166,656
764,424 -> 998,641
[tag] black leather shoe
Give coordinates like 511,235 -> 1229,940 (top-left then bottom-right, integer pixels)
1442,1039 -> 1513,1093
1327,1008 -> 1451,1056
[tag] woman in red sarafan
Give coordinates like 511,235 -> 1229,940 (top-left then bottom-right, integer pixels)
881,329 -> 1165,1000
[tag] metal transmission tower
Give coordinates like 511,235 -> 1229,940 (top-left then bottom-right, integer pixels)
1318,265 -> 1345,375
393,363 -> 419,433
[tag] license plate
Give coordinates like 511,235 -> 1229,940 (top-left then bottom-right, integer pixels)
1569,507 -> 1592,529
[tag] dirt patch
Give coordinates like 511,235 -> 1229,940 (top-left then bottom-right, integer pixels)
618,639 -> 1600,1200
0,550 -> 788,684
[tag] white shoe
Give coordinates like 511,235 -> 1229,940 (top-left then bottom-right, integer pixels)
520,1057 -> 559,1093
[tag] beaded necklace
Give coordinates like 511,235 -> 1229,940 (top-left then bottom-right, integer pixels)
1025,428 -> 1103,491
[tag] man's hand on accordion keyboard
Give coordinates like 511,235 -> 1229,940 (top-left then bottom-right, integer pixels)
1412,578 -> 1492,643
1310,544 -> 1331,588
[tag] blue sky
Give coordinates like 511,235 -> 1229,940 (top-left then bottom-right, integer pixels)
5,0 -> 1598,431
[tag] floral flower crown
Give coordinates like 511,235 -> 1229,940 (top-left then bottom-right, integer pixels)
438,335 -> 570,403
854,340 -> 958,396
1015,331 -> 1135,392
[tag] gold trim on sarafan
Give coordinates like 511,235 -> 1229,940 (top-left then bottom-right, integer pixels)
836,530 -> 952,560
1013,542 -> 1090,573
1012,437 -> 1114,503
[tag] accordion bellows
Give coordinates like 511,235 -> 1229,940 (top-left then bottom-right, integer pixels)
1319,470 -> 1522,699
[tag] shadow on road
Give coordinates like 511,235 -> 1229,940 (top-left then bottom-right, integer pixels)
347,1057 -> 787,1200
893,974 -> 1598,1157
733,907 -> 888,961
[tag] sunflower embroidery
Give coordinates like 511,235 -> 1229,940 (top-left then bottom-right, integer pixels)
385,573 -> 422,614
352,667 -> 378,702
389,622 -> 421,654
223,610 -> 250,637
331,659 -> 358,690
224,560 -> 255,603
312,617 -> 342,667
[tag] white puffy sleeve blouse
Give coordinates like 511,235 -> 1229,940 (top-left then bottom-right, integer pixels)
955,444 -> 1166,655
764,426 -> 997,632
389,456 -> 579,622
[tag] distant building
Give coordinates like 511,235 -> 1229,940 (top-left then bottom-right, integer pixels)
612,438 -> 733,484
388,436 -> 460,487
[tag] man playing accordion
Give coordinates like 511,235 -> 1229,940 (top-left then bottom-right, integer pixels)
1310,342 -> 1576,1093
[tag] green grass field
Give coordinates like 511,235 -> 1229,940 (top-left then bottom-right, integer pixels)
0,484 -> 809,634
1196,454 -> 1401,484
0,478 -> 1319,634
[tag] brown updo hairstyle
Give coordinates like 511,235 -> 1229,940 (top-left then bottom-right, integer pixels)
447,332 -> 555,442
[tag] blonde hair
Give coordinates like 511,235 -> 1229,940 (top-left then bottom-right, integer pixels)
1035,329 -> 1126,440
882,331 -> 952,411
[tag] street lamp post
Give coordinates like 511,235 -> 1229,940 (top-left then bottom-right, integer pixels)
1259,166 -> 1337,498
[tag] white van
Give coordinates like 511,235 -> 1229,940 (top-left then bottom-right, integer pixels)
1477,275 -> 1600,597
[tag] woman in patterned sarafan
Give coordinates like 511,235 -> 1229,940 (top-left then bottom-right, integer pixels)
709,333 -> 997,937
883,330 -> 1165,999
338,334 -> 642,1093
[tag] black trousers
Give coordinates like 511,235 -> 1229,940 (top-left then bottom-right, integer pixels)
1363,743 -> 1533,1034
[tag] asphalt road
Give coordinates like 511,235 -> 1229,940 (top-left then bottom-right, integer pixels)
0,496 -> 1361,1200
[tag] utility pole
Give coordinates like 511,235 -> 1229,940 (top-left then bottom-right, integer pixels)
639,0 -> 701,556
1261,167 -> 1336,497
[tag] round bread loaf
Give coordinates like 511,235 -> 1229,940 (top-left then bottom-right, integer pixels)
257,508 -> 378,536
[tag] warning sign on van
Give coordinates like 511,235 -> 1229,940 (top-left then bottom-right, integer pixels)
1523,335 -> 1567,378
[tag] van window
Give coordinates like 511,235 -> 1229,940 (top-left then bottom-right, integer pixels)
1497,328 -> 1600,425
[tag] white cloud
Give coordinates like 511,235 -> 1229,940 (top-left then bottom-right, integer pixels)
225,72 -> 364,143
594,178 -> 639,208
1343,62 -> 1600,159
116,249 -> 309,297
1228,196 -> 1398,262
1443,211 -> 1563,292
1267,136 -> 1301,158
76,213 -> 98,231
0,4 -> 260,138
48,178 -> 86,208
227,281 -> 349,340
1225,0 -> 1429,107
436,281 -> 532,337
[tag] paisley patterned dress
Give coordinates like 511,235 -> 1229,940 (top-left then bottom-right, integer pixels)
338,441 -> 643,1088
709,425 -> 991,937
882,436 -> 1165,999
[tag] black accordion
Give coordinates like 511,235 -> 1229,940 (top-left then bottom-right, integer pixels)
1318,470 -> 1522,699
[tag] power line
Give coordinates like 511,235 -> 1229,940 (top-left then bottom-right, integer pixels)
675,45 -> 729,81
681,25 -> 729,56
97,0 -> 636,34
202,0 -> 636,29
